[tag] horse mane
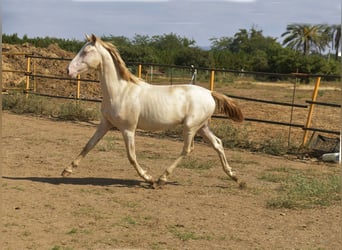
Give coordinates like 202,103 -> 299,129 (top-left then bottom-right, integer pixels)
92,35 -> 140,84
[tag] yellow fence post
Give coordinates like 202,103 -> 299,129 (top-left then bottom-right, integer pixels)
209,70 -> 215,91
76,74 -> 81,100
302,76 -> 321,145
33,60 -> 36,92
25,56 -> 31,94
138,64 -> 142,78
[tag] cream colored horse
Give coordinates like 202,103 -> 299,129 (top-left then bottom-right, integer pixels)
62,34 -> 244,187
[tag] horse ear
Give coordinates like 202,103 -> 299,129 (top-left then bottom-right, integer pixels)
91,34 -> 97,43
85,34 -> 91,41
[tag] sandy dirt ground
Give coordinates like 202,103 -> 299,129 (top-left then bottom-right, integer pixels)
2,112 -> 341,250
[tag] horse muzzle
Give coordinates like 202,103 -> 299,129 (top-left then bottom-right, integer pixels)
67,65 -> 78,78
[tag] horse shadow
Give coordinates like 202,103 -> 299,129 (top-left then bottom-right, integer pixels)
3,176 -> 144,188
2,176 -> 179,189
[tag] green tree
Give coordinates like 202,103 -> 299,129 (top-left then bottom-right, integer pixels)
281,24 -> 330,55
250,49 -> 269,72
210,27 -> 281,72
2,33 -> 22,44
330,24 -> 341,60
209,37 -> 233,51
230,29 -> 249,53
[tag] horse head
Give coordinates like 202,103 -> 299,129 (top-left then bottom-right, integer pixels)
67,34 -> 102,78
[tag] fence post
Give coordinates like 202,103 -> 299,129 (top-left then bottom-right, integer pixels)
210,70 -> 215,91
302,76 -> 321,145
25,56 -> 31,94
33,60 -> 36,92
76,74 -> 81,100
138,64 -> 142,78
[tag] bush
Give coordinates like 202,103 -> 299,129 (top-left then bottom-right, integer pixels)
2,93 -> 100,121
58,102 -> 99,121
2,93 -> 57,115
210,119 -> 251,149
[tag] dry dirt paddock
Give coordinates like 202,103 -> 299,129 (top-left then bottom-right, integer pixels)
2,112 -> 341,250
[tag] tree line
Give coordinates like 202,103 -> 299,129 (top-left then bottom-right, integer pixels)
2,24 -> 341,76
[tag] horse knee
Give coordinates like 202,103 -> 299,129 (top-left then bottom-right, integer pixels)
212,137 -> 223,151
215,137 -> 223,146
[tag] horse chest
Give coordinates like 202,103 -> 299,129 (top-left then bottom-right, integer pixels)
101,101 -> 139,128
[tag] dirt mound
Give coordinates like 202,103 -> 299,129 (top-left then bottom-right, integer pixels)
3,43 -> 73,80
2,43 -> 101,98
2,43 -> 75,88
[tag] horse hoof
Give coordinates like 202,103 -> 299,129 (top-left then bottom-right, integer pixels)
157,178 -> 167,186
238,181 -> 247,189
231,175 -> 238,182
150,179 -> 167,189
150,182 -> 159,189
61,169 -> 72,177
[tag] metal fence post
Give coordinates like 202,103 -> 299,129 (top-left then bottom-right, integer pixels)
210,70 -> 215,91
25,56 -> 31,94
76,74 -> 81,100
138,64 -> 142,78
302,76 -> 321,145
33,60 -> 36,92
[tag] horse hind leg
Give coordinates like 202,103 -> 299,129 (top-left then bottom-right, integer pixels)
157,127 -> 197,186
198,124 -> 238,182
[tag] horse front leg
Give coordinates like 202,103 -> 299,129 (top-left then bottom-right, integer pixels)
122,129 -> 154,184
61,118 -> 112,177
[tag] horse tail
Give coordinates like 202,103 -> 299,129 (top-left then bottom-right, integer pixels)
211,91 -> 244,122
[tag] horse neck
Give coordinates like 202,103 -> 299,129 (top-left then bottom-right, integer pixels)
98,47 -> 128,101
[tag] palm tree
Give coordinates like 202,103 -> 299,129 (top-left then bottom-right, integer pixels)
330,24 -> 341,60
281,24 -> 330,55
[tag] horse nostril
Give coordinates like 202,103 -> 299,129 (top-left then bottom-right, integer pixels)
67,68 -> 69,75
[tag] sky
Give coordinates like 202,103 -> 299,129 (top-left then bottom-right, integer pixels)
2,0 -> 341,47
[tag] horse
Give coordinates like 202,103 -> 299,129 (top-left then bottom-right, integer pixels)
62,34 -> 244,188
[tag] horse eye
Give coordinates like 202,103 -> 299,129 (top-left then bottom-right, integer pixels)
81,47 -> 92,56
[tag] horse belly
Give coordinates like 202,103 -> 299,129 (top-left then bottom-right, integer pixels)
137,97 -> 186,131
137,110 -> 184,131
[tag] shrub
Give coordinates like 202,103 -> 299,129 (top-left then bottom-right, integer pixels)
2,93 -> 100,122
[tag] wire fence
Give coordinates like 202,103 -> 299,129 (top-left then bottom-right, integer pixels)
2,53 -> 341,147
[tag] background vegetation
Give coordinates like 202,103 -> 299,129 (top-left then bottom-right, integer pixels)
3,24 -> 341,76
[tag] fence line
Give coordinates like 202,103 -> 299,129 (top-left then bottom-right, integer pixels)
25,54 -> 72,61
2,52 -> 341,144
213,115 -> 304,128
226,94 -> 308,108
30,91 -> 102,103
30,73 -> 99,83
305,100 -> 341,108
302,127 -> 340,135
127,61 -> 341,80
